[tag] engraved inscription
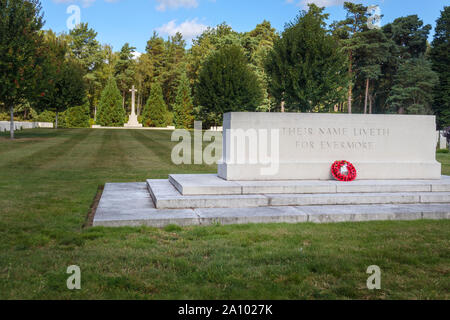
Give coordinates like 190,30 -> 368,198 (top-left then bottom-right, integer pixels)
281,127 -> 390,152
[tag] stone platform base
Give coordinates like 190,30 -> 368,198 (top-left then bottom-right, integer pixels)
91,126 -> 174,130
93,175 -> 450,228
218,161 -> 442,180
124,113 -> 143,128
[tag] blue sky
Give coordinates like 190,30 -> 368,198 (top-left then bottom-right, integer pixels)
42,0 -> 448,53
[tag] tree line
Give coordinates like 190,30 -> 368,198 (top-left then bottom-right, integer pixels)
1,1 -> 449,140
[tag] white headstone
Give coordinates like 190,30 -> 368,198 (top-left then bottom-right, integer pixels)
0,121 -> 53,131
218,112 -> 441,180
437,131 -> 448,150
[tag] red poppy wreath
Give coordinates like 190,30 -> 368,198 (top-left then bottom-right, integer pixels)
331,160 -> 357,182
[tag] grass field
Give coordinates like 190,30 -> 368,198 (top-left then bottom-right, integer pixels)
0,128 -> 449,299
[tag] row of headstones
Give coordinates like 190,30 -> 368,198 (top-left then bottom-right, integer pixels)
436,131 -> 449,150
0,121 -> 53,132
91,124 -> 177,129
0,120 -> 447,151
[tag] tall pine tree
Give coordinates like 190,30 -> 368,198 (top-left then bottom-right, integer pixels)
387,57 -> 438,114
266,4 -> 348,113
96,78 -> 125,127
431,6 -> 450,129
142,82 -> 169,128
68,23 -> 104,115
173,73 -> 194,129
196,45 -> 263,127
331,2 -> 369,113
114,43 -> 136,110
377,15 -> 433,114
383,15 -> 432,60
161,33 -> 186,108
353,29 -> 393,114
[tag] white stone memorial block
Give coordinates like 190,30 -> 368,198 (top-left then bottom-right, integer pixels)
218,112 -> 441,180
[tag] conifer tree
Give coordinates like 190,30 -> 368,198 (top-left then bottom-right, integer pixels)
353,29 -> 393,114
376,15 -> 433,114
196,45 -> 263,127
387,57 -> 438,114
114,43 -> 136,110
431,6 -> 450,129
331,2 -> 369,113
161,33 -> 186,108
173,73 -> 194,129
68,23 -> 104,113
96,78 -> 125,127
266,4 -> 348,113
142,82 -> 169,127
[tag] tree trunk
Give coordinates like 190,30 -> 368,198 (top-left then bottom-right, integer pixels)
137,92 -> 140,115
10,105 -> 14,140
137,92 -> 141,116
348,86 -> 352,114
348,50 -> 353,114
55,112 -> 59,129
369,94 -> 373,114
281,100 -> 285,113
122,92 -> 125,110
364,78 -> 369,114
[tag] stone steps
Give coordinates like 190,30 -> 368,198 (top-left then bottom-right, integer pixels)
93,182 -> 450,227
268,191 -> 450,206
147,177 -> 450,209
147,179 -> 268,209
194,204 -> 450,225
168,174 -> 450,196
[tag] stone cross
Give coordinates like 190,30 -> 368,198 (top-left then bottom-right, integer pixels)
129,85 -> 138,116
124,84 -> 142,127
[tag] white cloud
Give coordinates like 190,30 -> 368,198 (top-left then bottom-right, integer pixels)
156,0 -> 199,11
156,19 -> 208,39
287,0 -> 355,8
54,0 -> 199,10
132,51 -> 142,60
52,0 -> 117,8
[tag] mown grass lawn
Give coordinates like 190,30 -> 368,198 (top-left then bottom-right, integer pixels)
0,128 -> 449,299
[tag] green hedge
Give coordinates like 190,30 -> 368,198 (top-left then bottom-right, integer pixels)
35,110 -> 56,123
33,103 -> 90,128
